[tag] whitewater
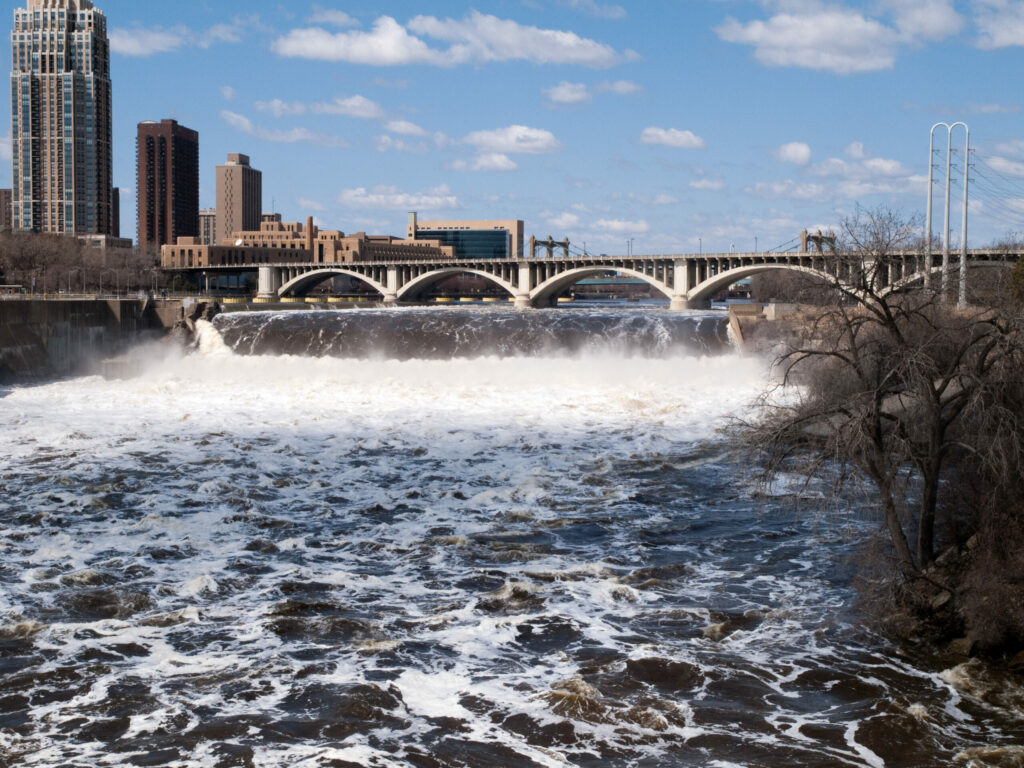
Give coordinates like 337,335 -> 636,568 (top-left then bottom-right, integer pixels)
0,307 -> 1021,768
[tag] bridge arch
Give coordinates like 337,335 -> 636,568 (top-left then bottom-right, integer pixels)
396,268 -> 518,302
530,267 -> 673,306
686,264 -> 846,305
278,269 -> 388,299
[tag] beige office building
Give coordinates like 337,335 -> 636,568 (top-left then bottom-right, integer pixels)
162,217 -> 455,270
199,209 -> 216,245
407,212 -> 524,260
215,154 -> 261,243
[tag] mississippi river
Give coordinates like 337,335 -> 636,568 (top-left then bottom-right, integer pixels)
1,307 -> 1021,767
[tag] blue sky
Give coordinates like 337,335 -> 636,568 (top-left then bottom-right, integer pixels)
5,0 -> 1024,253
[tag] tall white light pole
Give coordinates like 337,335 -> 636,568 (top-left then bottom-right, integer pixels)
926,125 -> 939,289
943,127 -> 953,296
956,123 -> 970,309
927,123 -> 969,302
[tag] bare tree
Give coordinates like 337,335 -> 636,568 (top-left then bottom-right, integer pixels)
745,205 -> 1024,586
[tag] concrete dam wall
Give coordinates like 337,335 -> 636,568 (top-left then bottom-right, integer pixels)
0,299 -> 183,382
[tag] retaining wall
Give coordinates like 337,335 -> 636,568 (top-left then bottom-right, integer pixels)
0,299 -> 183,382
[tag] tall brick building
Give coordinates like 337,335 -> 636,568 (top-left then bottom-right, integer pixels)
216,153 -> 261,242
136,119 -> 199,254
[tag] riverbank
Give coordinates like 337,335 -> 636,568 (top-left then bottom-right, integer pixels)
732,300 -> 1024,670
0,299 -> 185,382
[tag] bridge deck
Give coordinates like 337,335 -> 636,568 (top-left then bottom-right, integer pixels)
162,249 -> 1020,272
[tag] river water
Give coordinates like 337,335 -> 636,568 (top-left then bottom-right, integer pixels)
1,307 -> 1022,768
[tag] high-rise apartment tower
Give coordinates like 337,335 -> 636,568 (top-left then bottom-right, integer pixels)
136,119 -> 199,253
10,0 -> 114,235
216,153 -> 261,242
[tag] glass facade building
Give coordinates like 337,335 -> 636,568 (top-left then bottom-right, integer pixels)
10,0 -> 113,235
414,229 -> 512,260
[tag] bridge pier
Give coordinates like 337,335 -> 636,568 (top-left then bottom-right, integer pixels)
257,266 -> 282,301
382,293 -> 399,306
670,296 -> 709,311
514,295 -> 534,310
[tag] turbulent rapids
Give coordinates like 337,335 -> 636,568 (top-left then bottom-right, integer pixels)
1,307 -> 1022,768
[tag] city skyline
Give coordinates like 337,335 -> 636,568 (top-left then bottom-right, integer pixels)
5,0 -> 1024,253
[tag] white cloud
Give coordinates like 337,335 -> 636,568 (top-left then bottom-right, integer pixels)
595,219 -> 650,233
254,99 -> 306,117
775,141 -> 812,165
970,102 -> 1020,114
812,157 -> 853,176
716,1 -> 963,75
994,140 -> 1024,158
846,141 -> 867,159
747,180 -> 826,200
837,177 -> 927,197
717,10 -> 897,74
597,80 -> 641,95
0,135 -> 11,163
220,85 -> 237,102
110,21 -> 249,56
273,12 -> 624,68
545,81 -> 591,104
463,125 -> 561,155
986,156 -> 1024,178
652,194 -> 678,205
453,153 -> 519,172
385,120 -> 427,136
691,179 -> 726,191
311,95 -> 385,119
811,146 -> 909,180
546,79 -> 641,104
110,27 -> 188,56
548,212 -> 581,229
884,0 -> 963,41
220,110 -> 347,147
862,157 -> 907,177
374,135 -> 429,153
273,17 -> 449,65
340,185 -> 460,211
408,11 -> 623,67
641,127 -> 705,149
565,0 -> 627,20
975,0 -> 1024,49
297,197 -> 327,212
308,6 -> 359,27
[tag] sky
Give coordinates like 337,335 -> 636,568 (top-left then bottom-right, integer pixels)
4,0 -> 1024,255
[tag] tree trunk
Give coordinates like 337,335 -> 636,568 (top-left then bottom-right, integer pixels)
879,479 -> 918,577
918,463 -> 939,569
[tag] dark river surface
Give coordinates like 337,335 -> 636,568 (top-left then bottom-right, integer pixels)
1,307 -> 1022,767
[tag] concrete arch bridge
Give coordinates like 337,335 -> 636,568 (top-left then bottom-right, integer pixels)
253,250 -> 1020,310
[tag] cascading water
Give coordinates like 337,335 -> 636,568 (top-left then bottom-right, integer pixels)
1,307 -> 1021,768
212,306 -> 732,360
